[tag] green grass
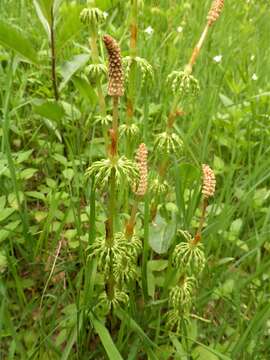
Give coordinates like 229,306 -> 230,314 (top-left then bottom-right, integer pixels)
0,0 -> 270,359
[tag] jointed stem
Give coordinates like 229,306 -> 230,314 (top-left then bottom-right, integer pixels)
125,0 -> 138,156
106,169 -> 116,246
125,199 -> 139,238
50,6 -> 59,101
112,96 -> 119,136
193,197 -> 208,244
88,36 -> 108,150
89,36 -> 107,116
188,24 -> 210,70
105,95 -> 120,297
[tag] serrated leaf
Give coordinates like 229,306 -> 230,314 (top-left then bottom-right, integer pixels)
0,20 -> 38,65
59,54 -> 90,91
149,215 -> 176,254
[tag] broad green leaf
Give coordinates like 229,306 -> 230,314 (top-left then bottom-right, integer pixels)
90,314 -> 123,360
149,215 -> 176,254
213,155 -> 225,173
188,338 -> 231,360
33,0 -> 51,39
33,99 -> 65,122
57,3 -> 84,48
0,196 -> 6,210
61,101 -> 81,120
8,192 -> 24,209
63,168 -> 74,181
148,260 -> 168,272
59,54 -> 90,91
192,346 -> 219,360
0,220 -> 20,243
147,266 -> 155,298
0,251 -> 7,273
178,163 -> 200,189
20,168 -> 38,180
34,211 -> 48,222
0,208 -> 15,223
230,219 -> 243,235
15,150 -> 33,164
147,260 -> 169,296
72,76 -> 98,105
219,93 -> 234,107
53,154 -> 68,166
95,0 -> 120,10
43,118 -> 62,142
0,20 -> 38,65
34,0 -> 54,25
25,191 -> 46,201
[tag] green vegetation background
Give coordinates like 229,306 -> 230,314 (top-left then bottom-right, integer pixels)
0,0 -> 270,359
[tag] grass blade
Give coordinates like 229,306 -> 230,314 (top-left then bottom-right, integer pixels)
90,313 -> 124,360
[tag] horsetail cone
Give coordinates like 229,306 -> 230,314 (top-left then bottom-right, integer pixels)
103,35 -> 124,97
202,164 -> 216,198
207,0 -> 225,26
135,143 -> 148,197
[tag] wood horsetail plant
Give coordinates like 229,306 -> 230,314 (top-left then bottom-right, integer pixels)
83,0 -> 223,339
2,0 -> 267,357
121,0 -> 153,156
86,34 -> 141,314
80,5 -> 109,147
151,0 -> 224,220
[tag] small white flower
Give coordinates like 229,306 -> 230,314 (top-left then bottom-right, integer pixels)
213,55 -> 222,63
103,11 -> 109,18
252,73 -> 258,81
250,55 -> 255,61
177,26 -> 183,33
144,26 -> 154,35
